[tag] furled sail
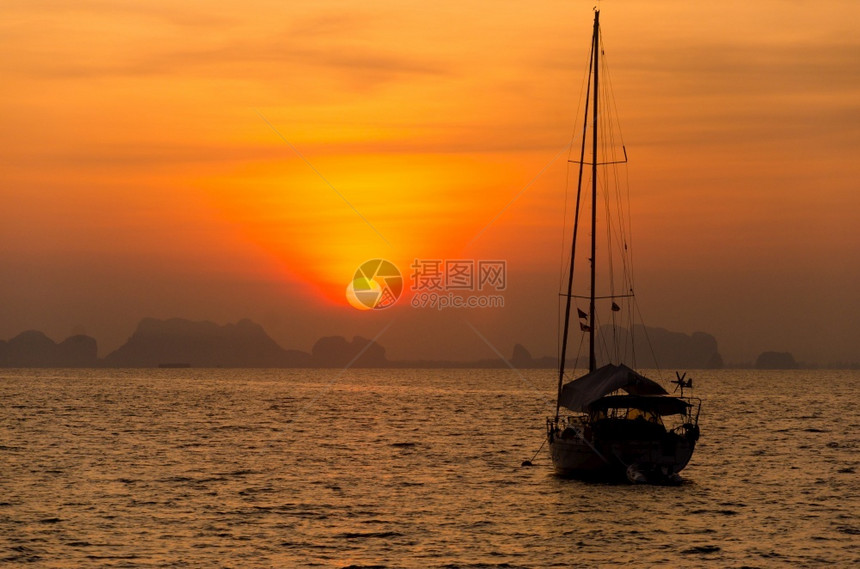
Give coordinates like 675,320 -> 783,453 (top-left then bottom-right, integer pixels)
558,363 -> 667,413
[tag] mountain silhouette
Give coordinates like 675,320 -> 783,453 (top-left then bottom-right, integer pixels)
102,318 -> 388,368
1,318 -> 724,369
755,351 -> 798,369
103,318 -> 311,368
594,325 -> 723,369
0,330 -> 98,367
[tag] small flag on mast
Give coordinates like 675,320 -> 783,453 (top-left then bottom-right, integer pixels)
611,302 -> 621,312
579,322 -> 592,332
577,308 -> 588,320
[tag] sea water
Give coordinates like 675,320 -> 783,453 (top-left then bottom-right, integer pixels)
1,368 -> 857,568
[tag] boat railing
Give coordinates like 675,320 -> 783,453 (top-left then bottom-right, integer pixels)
547,414 -> 588,435
547,414 -> 591,445
556,414 -> 588,428
679,396 -> 702,425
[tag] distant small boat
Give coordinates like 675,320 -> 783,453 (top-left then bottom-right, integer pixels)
546,10 -> 701,484
158,363 -> 191,368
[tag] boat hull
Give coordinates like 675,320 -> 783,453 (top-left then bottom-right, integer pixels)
549,428 -> 697,483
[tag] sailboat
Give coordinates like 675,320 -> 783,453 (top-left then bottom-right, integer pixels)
546,10 -> 701,484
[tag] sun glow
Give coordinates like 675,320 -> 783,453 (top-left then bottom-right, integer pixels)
202,146 -> 550,305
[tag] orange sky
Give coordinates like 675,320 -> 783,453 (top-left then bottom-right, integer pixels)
2,0 -> 859,364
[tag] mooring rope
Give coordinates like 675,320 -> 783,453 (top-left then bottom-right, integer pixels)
521,436 -> 548,467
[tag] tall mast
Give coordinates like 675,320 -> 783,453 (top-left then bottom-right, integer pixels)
588,10 -> 600,372
556,13 -> 597,418
555,11 -> 600,419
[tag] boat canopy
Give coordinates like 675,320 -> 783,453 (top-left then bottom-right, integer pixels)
588,394 -> 690,416
558,363 -> 668,413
